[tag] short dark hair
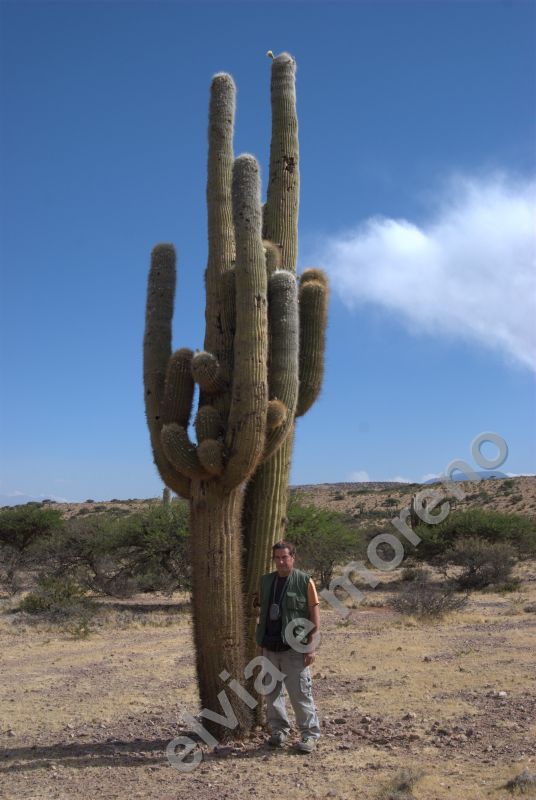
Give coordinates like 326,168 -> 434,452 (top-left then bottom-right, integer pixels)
272,540 -> 296,557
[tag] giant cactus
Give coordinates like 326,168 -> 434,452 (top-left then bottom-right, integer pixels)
143,53 -> 328,738
241,57 -> 329,665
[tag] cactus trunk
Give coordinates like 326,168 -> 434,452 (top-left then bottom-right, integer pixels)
190,480 -> 251,737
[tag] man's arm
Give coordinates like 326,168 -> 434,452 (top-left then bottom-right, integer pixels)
305,578 -> 320,667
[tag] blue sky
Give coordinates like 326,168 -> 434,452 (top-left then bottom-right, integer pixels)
1,0 -> 535,503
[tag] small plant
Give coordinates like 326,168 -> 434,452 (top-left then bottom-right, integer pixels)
378,767 -> 425,800
505,768 -> 536,795
390,573 -> 469,619
400,565 -> 429,583
383,497 -> 398,508
19,575 -> 95,619
496,579 -> 522,594
445,537 -> 517,590
68,617 -> 93,639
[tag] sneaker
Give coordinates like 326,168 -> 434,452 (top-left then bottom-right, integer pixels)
295,736 -> 316,753
268,731 -> 287,747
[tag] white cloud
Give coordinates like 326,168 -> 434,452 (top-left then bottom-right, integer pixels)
391,476 -> 411,483
319,173 -> 536,371
348,470 -> 370,482
421,473 -> 440,483
506,472 -> 535,478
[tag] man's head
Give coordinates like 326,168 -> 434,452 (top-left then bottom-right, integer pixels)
272,540 -> 296,576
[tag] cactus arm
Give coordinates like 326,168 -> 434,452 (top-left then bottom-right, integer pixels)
296,270 -> 329,417
144,244 -> 175,426
143,244 -> 191,498
263,53 -> 299,271
195,405 -> 224,442
191,350 -> 227,394
161,423 -> 210,480
263,269 -> 299,458
223,155 -> 268,490
198,439 -> 224,476
161,348 -> 195,426
263,240 -> 281,276
203,73 -> 236,415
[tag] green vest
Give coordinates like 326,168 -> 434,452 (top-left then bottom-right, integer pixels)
256,568 -> 311,647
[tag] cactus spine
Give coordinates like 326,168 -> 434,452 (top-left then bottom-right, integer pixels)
143,54 -> 328,739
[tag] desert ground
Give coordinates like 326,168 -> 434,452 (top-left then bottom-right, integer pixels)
1,477 -> 535,799
1,569 -> 535,799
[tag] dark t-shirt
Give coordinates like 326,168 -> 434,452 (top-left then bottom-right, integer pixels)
262,574 -> 291,651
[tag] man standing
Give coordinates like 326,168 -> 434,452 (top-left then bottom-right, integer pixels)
255,540 -> 321,753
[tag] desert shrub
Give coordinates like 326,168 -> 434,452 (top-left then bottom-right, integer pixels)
505,768 -> 536,794
379,767 -> 425,800
443,536 -> 517,590
19,575 -> 95,619
400,565 -> 429,583
500,479 -> 515,493
0,505 -> 64,593
497,579 -> 522,593
383,497 -> 398,508
286,500 -> 361,588
412,509 -> 535,561
46,503 -> 191,596
390,572 -> 469,619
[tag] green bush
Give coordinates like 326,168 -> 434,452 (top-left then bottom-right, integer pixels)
0,505 -> 63,593
412,509 -> 535,561
443,536 -> 517,590
19,575 -> 95,619
286,499 -> 361,588
47,503 -> 191,597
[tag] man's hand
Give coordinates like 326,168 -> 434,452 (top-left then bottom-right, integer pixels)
304,651 -> 315,667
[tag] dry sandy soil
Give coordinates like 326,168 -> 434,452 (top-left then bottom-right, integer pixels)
1,558 -> 535,800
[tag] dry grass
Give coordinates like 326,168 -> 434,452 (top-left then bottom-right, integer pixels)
1,558 -> 536,800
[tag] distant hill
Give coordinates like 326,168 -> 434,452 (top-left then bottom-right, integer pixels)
3,475 -> 535,527
289,474 -> 536,526
424,470 -> 508,484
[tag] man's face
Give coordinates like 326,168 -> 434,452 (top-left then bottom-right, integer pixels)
273,547 -> 295,576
